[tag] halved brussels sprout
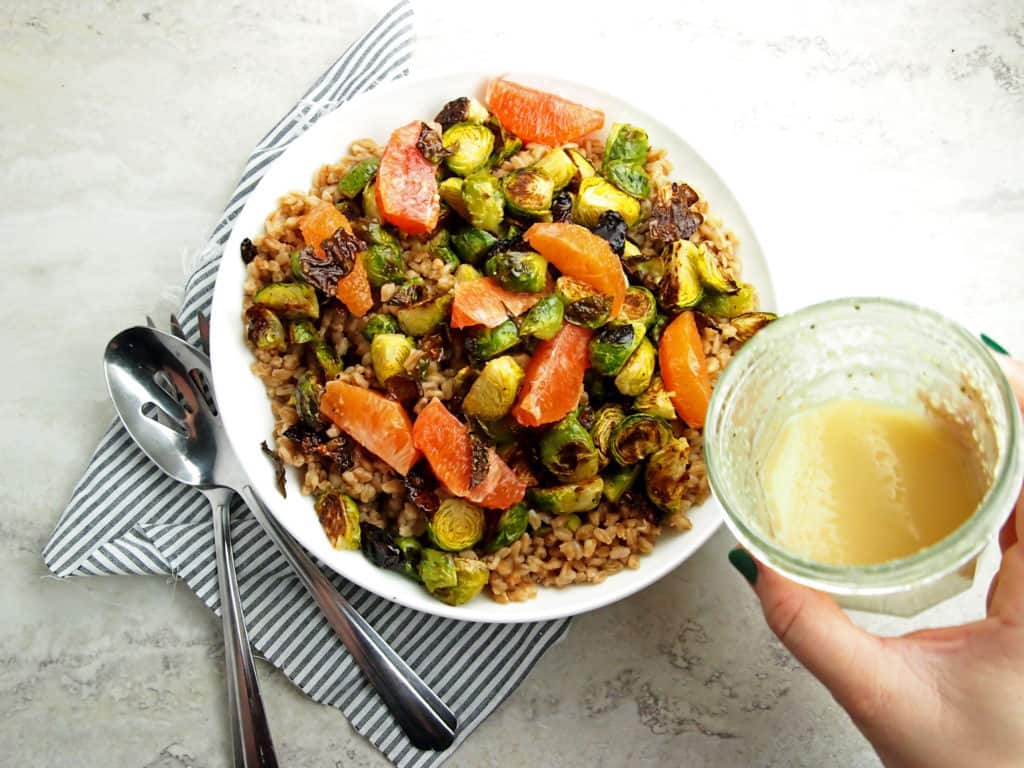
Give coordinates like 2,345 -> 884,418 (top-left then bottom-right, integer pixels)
566,148 -> 597,180
731,311 -> 778,342
396,294 -> 453,337
289,319 -> 318,345
589,321 -> 646,376
434,557 -> 490,606
462,355 -> 525,420
435,96 -> 490,130
428,498 -> 486,551
590,404 -> 625,466
528,476 -> 605,515
364,244 -> 406,288
315,491 -> 361,550
614,337 -> 656,396
337,156 -> 380,199
603,123 -> 650,169
658,240 -> 704,311
487,502 -> 530,551
618,286 -> 657,328
313,339 -> 343,379
451,227 -> 497,265
465,319 -> 520,363
454,263 -> 483,284
698,282 -> 759,318
605,162 -> 650,199
488,250 -> 548,293
439,177 -> 470,221
573,176 -> 641,227
419,548 -> 458,593
362,180 -> 380,220
557,276 -> 612,329
603,463 -> 641,504
690,242 -> 739,295
253,281 -> 320,320
540,411 -> 600,483
294,370 -> 324,429
626,256 -> 665,294
519,294 -> 564,340
245,306 -> 286,352
370,332 -> 414,384
442,123 -> 496,177
363,313 -> 400,341
395,536 -> 423,581
474,415 -> 521,448
485,115 -> 523,165
609,413 -> 672,465
633,375 -> 677,421
533,148 -> 577,190
645,437 -> 693,515
503,168 -> 554,219
462,171 -> 505,234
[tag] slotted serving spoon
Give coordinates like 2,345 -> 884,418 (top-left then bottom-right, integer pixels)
103,326 -> 458,756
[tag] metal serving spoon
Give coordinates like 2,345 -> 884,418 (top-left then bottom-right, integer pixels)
104,326 -> 458,752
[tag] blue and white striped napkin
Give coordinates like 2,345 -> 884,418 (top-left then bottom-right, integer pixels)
42,4 -> 570,765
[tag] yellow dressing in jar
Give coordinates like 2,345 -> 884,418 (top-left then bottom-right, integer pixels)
763,398 -> 986,566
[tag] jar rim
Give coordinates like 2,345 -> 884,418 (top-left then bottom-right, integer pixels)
705,296 -> 1024,595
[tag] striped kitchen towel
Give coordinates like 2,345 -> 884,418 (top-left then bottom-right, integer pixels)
41,3 -> 571,766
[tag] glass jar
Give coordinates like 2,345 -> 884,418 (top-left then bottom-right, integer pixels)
704,298 -> 1023,616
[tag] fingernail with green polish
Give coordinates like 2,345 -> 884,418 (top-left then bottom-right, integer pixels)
728,547 -> 758,586
981,334 -> 1009,355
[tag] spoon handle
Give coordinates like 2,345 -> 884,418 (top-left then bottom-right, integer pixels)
238,485 -> 458,751
207,487 -> 279,768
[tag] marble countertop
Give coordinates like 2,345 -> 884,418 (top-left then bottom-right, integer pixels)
3,0 -> 1022,765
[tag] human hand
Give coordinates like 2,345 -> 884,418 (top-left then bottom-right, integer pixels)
728,355 -> 1024,768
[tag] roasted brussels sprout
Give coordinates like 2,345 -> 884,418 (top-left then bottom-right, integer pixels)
648,312 -> 669,344
465,319 -> 519,363
503,168 -> 554,219
603,463 -> 641,504
370,332 -> 414,384
364,243 -> 406,288
290,249 -> 305,282
588,321 -> 646,376
289,319 -> 318,345
557,276 -> 613,329
619,286 -> 657,328
633,375 -> 677,421
487,502 -> 530,551
626,256 -> 665,294
590,404 -> 626,465
428,498 -> 486,551
519,294 -> 565,340
609,413 -> 672,465
462,171 -> 505,234
604,123 -> 650,169
245,305 -> 286,352
574,176 -> 641,227
488,250 -> 548,293
731,311 -> 778,342
442,123 -> 495,177
395,536 -> 423,581
567,148 -> 597,180
528,476 -> 605,515
451,227 -> 498,265
533,148 -> 577,190
690,243 -> 739,295
645,437 -> 693,515
427,228 -> 460,270
315,491 -> 361,550
363,313 -> 400,341
337,156 -> 380,199
396,294 -> 453,337
419,548 -> 458,593
362,180 -> 380,220
658,240 -> 704,311
434,557 -> 490,606
454,263 -> 483,284
253,281 -> 320,320
474,415 -> 521,448
294,370 -> 324,429
540,411 -> 600,483
604,162 -> 651,199
485,115 -> 522,165
439,176 -> 470,221
308,338 -> 340,379
435,96 -> 490,130
614,337 -> 656,396
462,356 -> 525,420
698,282 -> 759,318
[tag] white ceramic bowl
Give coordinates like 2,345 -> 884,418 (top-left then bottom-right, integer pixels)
210,71 -> 776,623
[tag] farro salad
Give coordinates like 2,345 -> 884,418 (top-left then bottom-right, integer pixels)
241,78 -> 775,606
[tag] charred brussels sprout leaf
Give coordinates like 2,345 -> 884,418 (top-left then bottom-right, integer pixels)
360,523 -> 404,571
648,182 -> 702,245
605,162 -> 651,199
603,463 -> 641,504
619,286 -> 657,328
528,476 -> 605,515
574,176 -> 641,227
315,491 -> 361,550
465,319 -> 519,363
645,438 -> 693,516
370,333 -> 414,384
731,311 -> 777,342
488,502 -> 530,551
557,276 -> 612,329
419,548 -> 458,593
519,294 -> 565,340
614,337 -> 656,397
604,123 -> 650,169
240,237 -> 258,265
590,404 -> 626,465
551,190 -> 574,223
253,281 -> 320,321
416,122 -> 452,164
387,279 -> 426,308
428,498 -> 486,551
690,243 -> 739,295
489,250 -> 548,293
633,375 -> 677,420
396,294 -> 452,337
503,169 -> 554,219
434,557 -> 490,606
533,148 -> 578,190
609,413 -> 672,465
245,306 -> 286,352
313,339 -> 343,379
363,313 -> 400,341
698,282 -> 759,318
540,411 -> 600,482
260,440 -> 287,497
294,370 -> 324,429
589,321 -> 646,376
337,156 -> 380,199
442,123 -> 495,177
289,319 -> 318,345
592,210 -> 627,255
395,536 -> 424,581
435,96 -> 489,131
451,228 -> 498,265
658,240 -> 704,311
462,171 -> 505,234
462,356 -> 525,420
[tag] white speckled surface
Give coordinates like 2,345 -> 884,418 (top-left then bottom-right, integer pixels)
3,0 -> 1022,765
